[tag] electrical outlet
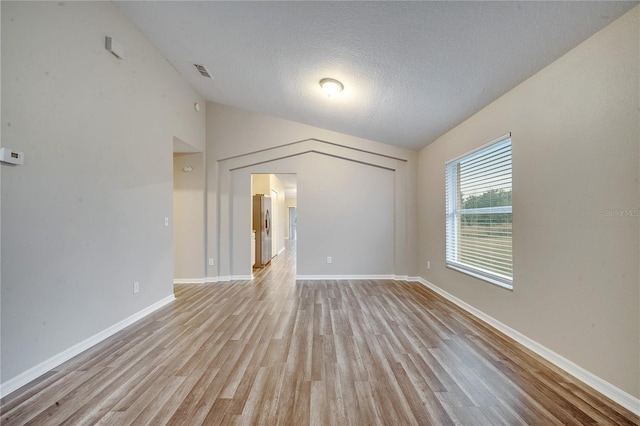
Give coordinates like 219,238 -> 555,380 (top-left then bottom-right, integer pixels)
164,217 -> 169,227
427,261 -> 431,269
208,258 -> 214,266
327,256 -> 332,264
133,281 -> 140,293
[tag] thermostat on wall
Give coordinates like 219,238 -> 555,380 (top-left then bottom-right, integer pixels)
0,147 -> 24,165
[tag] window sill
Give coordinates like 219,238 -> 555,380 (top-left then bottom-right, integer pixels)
446,263 -> 513,291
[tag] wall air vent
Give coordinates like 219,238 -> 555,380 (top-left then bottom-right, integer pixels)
193,64 -> 213,79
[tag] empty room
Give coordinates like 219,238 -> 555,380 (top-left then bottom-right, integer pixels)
1,1 -> 639,425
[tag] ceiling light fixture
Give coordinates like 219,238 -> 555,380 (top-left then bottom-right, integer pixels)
319,78 -> 344,96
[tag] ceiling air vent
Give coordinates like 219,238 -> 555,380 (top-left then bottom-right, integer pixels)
193,63 -> 213,79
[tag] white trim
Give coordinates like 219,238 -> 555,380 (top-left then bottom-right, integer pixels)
415,277 -> 640,416
446,263 -> 513,290
0,294 -> 176,398
296,274 -> 396,281
296,275 -> 421,281
173,278 -> 205,284
392,275 -> 423,282
457,206 -> 512,215
205,275 -> 253,283
278,247 -> 285,255
230,275 -> 253,281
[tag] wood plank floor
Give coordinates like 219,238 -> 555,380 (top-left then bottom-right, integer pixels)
2,241 -> 638,425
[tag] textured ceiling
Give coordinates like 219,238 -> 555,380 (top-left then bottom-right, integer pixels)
116,1 -> 637,150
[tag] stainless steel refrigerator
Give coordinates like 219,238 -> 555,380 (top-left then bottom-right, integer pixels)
253,194 -> 272,268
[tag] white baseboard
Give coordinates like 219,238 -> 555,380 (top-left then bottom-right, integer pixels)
296,274 -> 396,281
392,275 -> 424,282
230,275 -> 253,281
296,275 -> 419,281
278,247 -> 285,255
415,277 -> 640,416
392,275 -> 423,282
0,294 -> 176,399
173,278 -> 205,284
205,275 -> 253,283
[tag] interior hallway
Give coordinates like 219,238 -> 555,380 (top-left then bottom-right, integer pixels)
1,242 -> 638,425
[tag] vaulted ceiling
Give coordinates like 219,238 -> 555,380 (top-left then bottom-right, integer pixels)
116,1 -> 637,150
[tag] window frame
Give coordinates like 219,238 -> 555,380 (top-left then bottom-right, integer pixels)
445,133 -> 513,290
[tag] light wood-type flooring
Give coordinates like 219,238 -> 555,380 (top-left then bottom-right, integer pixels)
2,241 -> 638,425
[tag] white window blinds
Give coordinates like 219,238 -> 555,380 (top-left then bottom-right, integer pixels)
445,135 -> 513,289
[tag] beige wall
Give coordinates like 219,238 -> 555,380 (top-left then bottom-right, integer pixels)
418,7 -> 639,398
207,103 -> 418,279
1,1 -> 205,385
286,196 -> 298,208
234,154 -> 397,277
269,175 -> 286,255
173,153 -> 205,281
251,173 -> 270,196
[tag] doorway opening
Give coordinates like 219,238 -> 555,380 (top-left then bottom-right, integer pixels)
251,173 -> 297,275
172,137 -> 205,284
271,188 -> 278,258
288,206 -> 297,241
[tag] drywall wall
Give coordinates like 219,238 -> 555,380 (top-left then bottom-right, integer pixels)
252,174 -> 270,198
269,174 -> 286,256
173,153 -> 205,282
233,155 -> 394,276
1,1 -> 204,386
418,6 -> 639,398
206,103 -> 418,279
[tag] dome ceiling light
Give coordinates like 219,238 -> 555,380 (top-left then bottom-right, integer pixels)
319,78 -> 344,97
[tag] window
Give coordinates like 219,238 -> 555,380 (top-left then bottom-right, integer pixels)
445,134 -> 512,289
